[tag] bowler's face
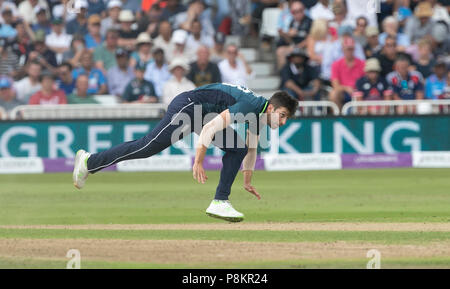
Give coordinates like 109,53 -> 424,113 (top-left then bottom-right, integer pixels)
267,107 -> 290,129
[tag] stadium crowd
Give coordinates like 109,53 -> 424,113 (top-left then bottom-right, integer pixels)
0,0 -> 449,118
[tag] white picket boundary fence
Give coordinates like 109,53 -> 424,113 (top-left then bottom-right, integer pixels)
342,100 -> 450,116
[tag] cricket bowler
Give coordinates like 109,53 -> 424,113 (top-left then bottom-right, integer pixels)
73,83 -> 298,222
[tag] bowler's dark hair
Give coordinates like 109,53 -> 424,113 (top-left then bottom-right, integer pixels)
269,91 -> 299,117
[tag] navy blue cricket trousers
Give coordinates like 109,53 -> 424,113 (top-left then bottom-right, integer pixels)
86,92 -> 248,200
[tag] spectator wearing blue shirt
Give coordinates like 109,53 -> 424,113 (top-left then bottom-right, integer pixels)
144,47 -> 171,98
31,7 -> 51,35
66,0 -> 89,36
0,8 -> 17,38
378,16 -> 410,51
56,62 -> 76,95
425,60 -> 447,99
84,14 -> 104,50
107,48 -> 135,97
72,50 -> 107,95
87,0 -> 106,16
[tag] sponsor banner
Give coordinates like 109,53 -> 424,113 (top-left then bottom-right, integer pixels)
412,151 -> 450,168
43,158 -> 116,173
263,153 -> 341,171
0,157 -> 44,174
1,116 -> 450,158
117,155 -> 192,172
341,153 -> 412,169
200,156 -> 265,170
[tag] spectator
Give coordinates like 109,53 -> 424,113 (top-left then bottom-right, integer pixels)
386,54 -> 424,101
153,21 -> 174,60
309,0 -> 334,21
353,58 -> 393,114
138,4 -> 163,38
280,48 -> 320,101
187,45 -> 221,87
0,76 -> 23,117
328,0 -> 354,32
320,27 -> 365,81
364,26 -> 381,59
130,32 -> 154,68
429,0 -> 450,23
122,61 -> 158,103
160,0 -> 187,24
66,0 -> 88,35
29,71 -> 67,105
27,30 -> 58,73
45,18 -> 72,64
0,1 -> 19,24
413,38 -> 435,79
144,47 -> 171,98
330,37 -> 365,108
31,6 -> 50,35
186,19 -> 214,53
276,1 -> 312,70
107,48 -> 135,98
425,59 -> 447,99
62,35 -> 86,68
0,8 -> 17,38
87,0 -> 106,17
0,38 -> 20,78
56,62 -> 76,96
430,22 -> 450,58
100,0 -> 122,37
378,16 -> 410,51
209,32 -> 226,64
72,50 -> 107,95
162,57 -> 195,106
94,29 -> 119,72
67,74 -> 99,104
121,0 -> 142,13
18,0 -> 49,25
118,10 -> 139,50
353,16 -> 368,47
13,61 -> 42,103
277,0 -> 294,38
170,29 -> 196,63
175,0 -> 214,41
404,2 -> 435,44
84,14 -> 103,50
345,0 -> 378,27
12,20 -> 34,66
306,19 -> 333,77
229,0 -> 251,36
375,35 -> 397,79
218,44 -> 252,87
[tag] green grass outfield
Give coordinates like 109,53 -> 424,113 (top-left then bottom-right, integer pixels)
0,168 -> 449,268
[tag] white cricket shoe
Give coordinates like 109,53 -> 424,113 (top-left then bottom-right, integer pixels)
73,149 -> 91,189
205,200 -> 244,222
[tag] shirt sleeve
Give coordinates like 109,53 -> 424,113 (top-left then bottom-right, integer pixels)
330,61 -> 339,82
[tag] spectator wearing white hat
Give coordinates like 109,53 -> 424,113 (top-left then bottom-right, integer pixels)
101,0 -> 122,37
130,32 -> 153,68
118,10 -> 138,50
0,1 -> 19,25
65,0 -> 89,35
170,29 -> 196,63
162,57 -> 196,106
18,0 -> 49,25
